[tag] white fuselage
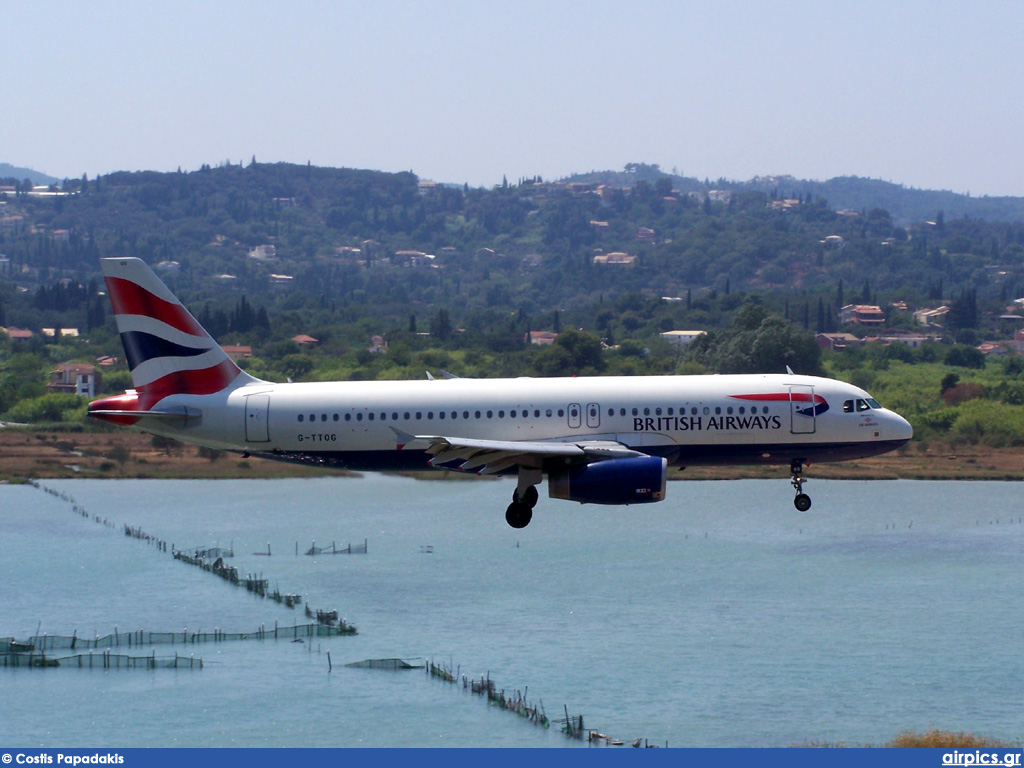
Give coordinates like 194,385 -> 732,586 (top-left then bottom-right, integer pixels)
140,372 -> 913,471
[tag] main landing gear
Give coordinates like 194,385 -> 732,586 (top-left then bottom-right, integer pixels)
790,459 -> 812,512
505,486 -> 538,529
505,468 -> 541,529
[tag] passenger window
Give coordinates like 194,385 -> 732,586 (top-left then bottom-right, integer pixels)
546,409 -> 553,417
498,410 -> 505,418
427,412 -> 434,419
739,407 -> 745,415
475,411 -> 481,419
692,407 -> 698,415
439,412 -> 445,420
297,414 -> 304,422
667,407 -> 674,416
511,410 -> 517,418
345,413 -> 351,422
368,413 -> 375,421
632,408 -> 638,416
393,412 -> 399,420
715,407 -> 721,415
558,409 -> 564,417
643,407 -> 650,416
333,414 -> 339,422
356,413 -> 363,422
655,407 -> 662,416
843,400 -> 854,413
726,407 -> 733,415
465,411 -> 471,419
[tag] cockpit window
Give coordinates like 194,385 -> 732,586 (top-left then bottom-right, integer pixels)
846,397 -> 882,413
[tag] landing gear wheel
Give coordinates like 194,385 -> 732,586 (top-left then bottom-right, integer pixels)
514,485 -> 539,508
790,459 -> 811,512
505,502 -> 533,529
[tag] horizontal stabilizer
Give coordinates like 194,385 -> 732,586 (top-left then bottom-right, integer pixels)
88,408 -> 201,420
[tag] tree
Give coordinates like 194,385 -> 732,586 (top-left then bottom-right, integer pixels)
431,308 -> 453,341
532,328 -> 605,376
685,304 -> 823,375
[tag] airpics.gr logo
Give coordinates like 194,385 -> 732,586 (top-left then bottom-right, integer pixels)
941,750 -> 1022,767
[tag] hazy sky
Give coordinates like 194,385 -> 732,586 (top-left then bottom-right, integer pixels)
4,0 -> 1023,195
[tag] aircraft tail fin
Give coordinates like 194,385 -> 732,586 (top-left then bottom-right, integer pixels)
89,258 -> 261,423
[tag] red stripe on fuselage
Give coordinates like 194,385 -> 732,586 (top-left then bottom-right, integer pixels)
730,392 -> 826,404
105,276 -> 206,337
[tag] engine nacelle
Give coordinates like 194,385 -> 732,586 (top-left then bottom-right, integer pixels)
548,456 -> 667,505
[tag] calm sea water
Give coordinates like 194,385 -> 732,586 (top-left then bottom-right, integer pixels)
1,474 -> 1023,748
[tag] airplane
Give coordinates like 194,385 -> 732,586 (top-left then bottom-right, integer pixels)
88,257 -> 913,528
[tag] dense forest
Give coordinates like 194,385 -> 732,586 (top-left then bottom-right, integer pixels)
3,160 -> 1024,447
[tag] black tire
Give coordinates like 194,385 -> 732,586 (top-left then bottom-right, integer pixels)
522,485 -> 539,508
505,502 -> 533,529
794,493 -> 812,512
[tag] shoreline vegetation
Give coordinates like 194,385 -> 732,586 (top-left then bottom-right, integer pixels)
2,427 -> 1022,483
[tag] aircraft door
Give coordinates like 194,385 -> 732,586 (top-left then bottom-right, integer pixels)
789,385 -> 816,435
586,402 -> 601,429
245,394 -> 270,442
567,403 -> 582,429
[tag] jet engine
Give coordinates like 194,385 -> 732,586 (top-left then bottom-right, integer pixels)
548,456 -> 667,505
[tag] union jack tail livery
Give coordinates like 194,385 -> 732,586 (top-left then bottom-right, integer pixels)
88,257 -> 262,425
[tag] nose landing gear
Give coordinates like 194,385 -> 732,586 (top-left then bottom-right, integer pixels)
791,459 -> 812,512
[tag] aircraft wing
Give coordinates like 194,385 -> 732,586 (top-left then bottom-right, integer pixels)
391,428 -> 646,474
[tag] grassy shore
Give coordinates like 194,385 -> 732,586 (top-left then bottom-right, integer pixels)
2,427 -> 1022,483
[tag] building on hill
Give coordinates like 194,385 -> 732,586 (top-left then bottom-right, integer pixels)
221,345 -> 252,361
816,333 -> 864,351
592,252 -> 637,267
914,306 -> 949,327
48,363 -> 100,397
394,250 -> 435,267
660,330 -> 706,347
291,334 -> 318,346
526,331 -> 558,346
839,304 -> 885,326
1,327 -> 33,340
248,244 -> 277,261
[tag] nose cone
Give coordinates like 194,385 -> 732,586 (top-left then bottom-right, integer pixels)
889,411 -> 914,443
